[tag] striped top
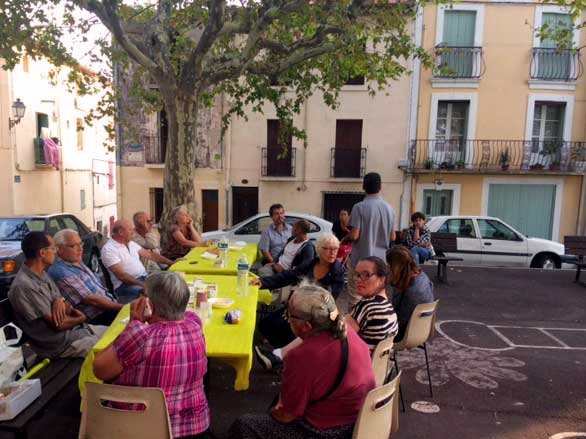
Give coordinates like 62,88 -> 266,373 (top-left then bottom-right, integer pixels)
350,295 -> 398,351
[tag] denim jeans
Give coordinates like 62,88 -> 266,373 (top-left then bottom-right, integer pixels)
411,246 -> 433,265
114,275 -> 146,304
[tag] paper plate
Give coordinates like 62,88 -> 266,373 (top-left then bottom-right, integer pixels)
209,298 -> 235,309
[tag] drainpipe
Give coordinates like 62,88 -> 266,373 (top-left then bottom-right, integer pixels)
55,76 -> 65,213
400,5 -> 424,228
301,98 -> 308,191
114,63 -> 123,218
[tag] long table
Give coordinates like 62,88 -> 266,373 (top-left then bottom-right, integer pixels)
169,243 -> 259,276
79,274 -> 264,400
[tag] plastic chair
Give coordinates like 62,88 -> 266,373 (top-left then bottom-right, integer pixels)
372,336 -> 395,387
393,300 -> 440,399
352,372 -> 401,439
79,382 -> 173,439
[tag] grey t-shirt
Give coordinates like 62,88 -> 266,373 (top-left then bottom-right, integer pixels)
349,194 -> 395,265
8,264 -> 93,358
391,271 -> 435,342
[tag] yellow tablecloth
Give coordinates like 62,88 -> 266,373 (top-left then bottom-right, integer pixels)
79,275 -> 265,401
169,243 -> 259,276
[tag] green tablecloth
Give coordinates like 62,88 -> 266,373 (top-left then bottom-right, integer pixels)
169,243 -> 259,275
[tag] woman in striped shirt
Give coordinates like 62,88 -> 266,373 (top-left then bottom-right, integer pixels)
345,256 -> 398,351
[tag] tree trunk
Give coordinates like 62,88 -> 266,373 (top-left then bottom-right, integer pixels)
160,91 -> 199,235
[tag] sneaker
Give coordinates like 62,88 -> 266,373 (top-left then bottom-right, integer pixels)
254,345 -> 283,370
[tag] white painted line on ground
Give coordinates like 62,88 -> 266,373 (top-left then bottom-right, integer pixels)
548,433 -> 586,439
538,328 -> 570,348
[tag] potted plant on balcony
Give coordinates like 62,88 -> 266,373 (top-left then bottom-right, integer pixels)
439,161 -> 455,170
423,159 -> 435,170
499,148 -> 510,171
539,140 -> 563,171
455,159 -> 466,169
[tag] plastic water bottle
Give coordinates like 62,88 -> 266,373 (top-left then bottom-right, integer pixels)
219,237 -> 229,268
237,254 -> 249,296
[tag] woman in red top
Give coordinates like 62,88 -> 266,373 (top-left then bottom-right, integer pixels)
162,206 -> 209,260
229,283 -> 375,439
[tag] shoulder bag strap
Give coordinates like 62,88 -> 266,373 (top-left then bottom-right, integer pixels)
308,336 -> 349,407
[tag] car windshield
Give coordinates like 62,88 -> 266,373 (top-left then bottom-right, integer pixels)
0,219 -> 45,240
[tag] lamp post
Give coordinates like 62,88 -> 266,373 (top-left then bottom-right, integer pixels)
8,99 -> 26,129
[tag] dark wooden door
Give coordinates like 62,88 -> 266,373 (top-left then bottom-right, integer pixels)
202,189 -> 219,232
335,120 -> 362,178
232,187 -> 258,225
323,193 -> 365,223
267,120 -> 292,176
151,188 -> 164,223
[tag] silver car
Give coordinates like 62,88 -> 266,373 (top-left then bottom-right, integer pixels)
201,213 -> 333,244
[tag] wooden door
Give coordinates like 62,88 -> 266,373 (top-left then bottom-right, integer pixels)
267,120 -> 292,176
335,120 -> 362,177
202,190 -> 219,232
323,193 -> 365,223
232,187 -> 258,225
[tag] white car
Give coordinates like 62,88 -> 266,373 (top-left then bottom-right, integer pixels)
426,216 -> 566,269
201,213 -> 333,245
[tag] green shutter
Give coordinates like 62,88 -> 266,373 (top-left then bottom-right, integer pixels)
487,184 -> 556,239
442,11 -> 476,76
539,13 -> 572,79
541,13 -> 572,48
423,190 -> 453,217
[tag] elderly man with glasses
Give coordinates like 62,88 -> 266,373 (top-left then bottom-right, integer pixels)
132,211 -> 164,272
8,232 -> 107,358
48,229 -> 122,326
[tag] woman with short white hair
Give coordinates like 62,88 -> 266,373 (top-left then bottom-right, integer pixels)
229,284 -> 375,439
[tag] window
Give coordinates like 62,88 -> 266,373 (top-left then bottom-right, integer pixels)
80,190 -> 86,210
76,118 -> 84,150
159,110 -> 168,163
334,120 -> 363,178
437,218 -> 476,238
23,55 -> 29,73
266,120 -> 293,177
442,10 -> 476,77
531,102 -> 564,154
36,113 -> 49,138
477,219 -> 519,241
235,217 -> 273,235
285,217 -> 320,233
62,216 -> 80,232
537,13 -> 573,80
423,190 -> 453,217
47,219 -> 61,236
435,101 -> 468,160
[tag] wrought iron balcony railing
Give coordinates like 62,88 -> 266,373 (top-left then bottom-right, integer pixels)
434,46 -> 485,79
262,147 -> 296,177
330,148 -> 367,178
404,139 -> 586,173
530,48 -> 583,81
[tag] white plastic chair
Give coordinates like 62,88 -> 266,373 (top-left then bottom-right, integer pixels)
352,372 -> 401,439
372,336 -> 395,387
79,382 -> 172,439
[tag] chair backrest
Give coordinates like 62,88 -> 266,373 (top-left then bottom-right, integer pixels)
372,336 -> 394,387
430,233 -> 457,253
395,300 -> 440,350
79,382 -> 173,439
353,372 -> 401,439
564,236 -> 586,257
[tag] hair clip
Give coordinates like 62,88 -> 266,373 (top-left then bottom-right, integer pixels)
329,309 -> 339,321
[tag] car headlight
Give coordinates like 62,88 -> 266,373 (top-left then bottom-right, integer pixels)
2,260 -> 16,273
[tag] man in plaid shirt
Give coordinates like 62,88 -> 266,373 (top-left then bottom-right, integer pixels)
404,212 -> 433,265
94,272 -> 210,439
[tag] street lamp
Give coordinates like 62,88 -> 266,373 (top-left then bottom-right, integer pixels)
8,99 -> 26,129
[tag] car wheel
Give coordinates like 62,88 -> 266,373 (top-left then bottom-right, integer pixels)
89,251 -> 102,274
531,253 -> 559,270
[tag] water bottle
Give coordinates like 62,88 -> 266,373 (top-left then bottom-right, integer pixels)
237,254 -> 249,296
219,237 -> 229,268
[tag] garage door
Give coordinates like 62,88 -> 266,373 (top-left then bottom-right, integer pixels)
487,184 -> 556,239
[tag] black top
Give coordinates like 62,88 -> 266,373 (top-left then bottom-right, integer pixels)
332,221 -> 353,242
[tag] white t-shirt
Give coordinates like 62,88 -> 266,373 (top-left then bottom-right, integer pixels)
101,239 -> 147,289
278,240 -> 307,270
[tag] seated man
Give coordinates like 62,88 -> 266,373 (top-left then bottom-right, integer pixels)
405,211 -> 433,265
101,220 -> 174,304
8,232 -> 107,358
258,219 -> 315,278
132,211 -> 164,272
49,229 -> 122,326
258,204 -> 292,267
94,272 -> 210,439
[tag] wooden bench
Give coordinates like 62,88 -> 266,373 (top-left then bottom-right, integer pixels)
564,236 -> 586,283
430,232 -> 464,283
0,299 -> 83,439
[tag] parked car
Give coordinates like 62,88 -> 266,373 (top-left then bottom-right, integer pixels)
0,214 -> 104,298
426,215 -> 567,269
202,213 -> 333,245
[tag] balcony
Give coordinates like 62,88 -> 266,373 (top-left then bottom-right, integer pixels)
34,137 -> 59,167
530,48 -> 582,81
433,46 -> 485,79
403,139 -> 586,174
145,134 -> 166,165
330,148 -> 367,178
261,147 -> 296,177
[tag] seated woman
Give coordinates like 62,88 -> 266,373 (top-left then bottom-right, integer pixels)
404,211 -> 433,265
345,256 -> 398,351
93,271 -> 210,439
162,205 -> 209,260
229,284 -> 375,439
386,245 -> 435,343
251,233 -> 344,369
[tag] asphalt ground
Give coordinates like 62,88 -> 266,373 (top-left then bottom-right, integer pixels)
4,265 -> 585,439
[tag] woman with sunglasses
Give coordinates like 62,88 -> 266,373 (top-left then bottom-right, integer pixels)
229,284 -> 375,439
345,256 -> 398,351
386,245 -> 434,343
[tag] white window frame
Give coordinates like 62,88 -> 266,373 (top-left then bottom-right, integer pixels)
524,93 -> 574,143
429,92 -> 478,164
533,6 -> 580,49
480,177 -> 563,242
435,4 -> 485,47
416,183 -> 461,216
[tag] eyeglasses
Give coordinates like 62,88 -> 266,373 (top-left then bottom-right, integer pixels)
352,272 -> 378,281
321,247 -> 339,253
146,219 -> 153,223
61,243 -> 83,249
43,246 -> 58,252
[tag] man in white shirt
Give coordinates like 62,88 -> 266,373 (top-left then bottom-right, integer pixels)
101,219 -> 174,303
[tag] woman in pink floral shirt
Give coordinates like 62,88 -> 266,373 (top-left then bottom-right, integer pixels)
94,271 -> 210,438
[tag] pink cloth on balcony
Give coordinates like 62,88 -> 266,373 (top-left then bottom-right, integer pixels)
42,137 -> 60,170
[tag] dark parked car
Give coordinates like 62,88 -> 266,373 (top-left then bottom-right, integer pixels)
0,214 -> 104,299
